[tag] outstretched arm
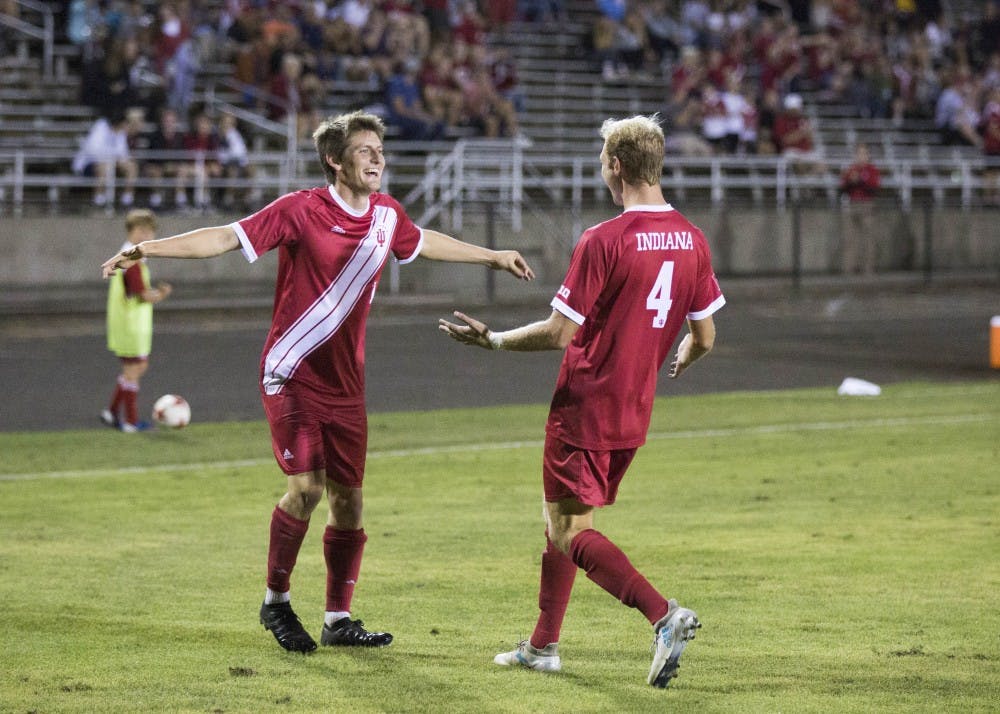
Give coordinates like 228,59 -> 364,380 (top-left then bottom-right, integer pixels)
101,226 -> 240,277
439,309 -> 578,351
419,229 -> 535,281
669,316 -> 716,378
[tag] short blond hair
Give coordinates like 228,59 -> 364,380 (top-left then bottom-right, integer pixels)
125,208 -> 157,234
600,115 -> 665,186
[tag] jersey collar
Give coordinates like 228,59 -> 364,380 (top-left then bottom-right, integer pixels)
624,204 -> 674,213
328,185 -> 371,216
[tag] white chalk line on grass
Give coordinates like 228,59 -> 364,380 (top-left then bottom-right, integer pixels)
0,412 -> 994,483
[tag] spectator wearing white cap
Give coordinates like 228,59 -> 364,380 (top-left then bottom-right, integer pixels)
773,93 -> 824,177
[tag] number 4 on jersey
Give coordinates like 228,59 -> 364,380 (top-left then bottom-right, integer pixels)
646,261 -> 674,328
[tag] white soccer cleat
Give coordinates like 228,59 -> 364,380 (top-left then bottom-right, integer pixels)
648,599 -> 701,688
494,641 -> 561,672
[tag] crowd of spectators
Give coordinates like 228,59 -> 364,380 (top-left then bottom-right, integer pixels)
53,1 -> 1000,208
590,0 -> 1000,167
60,1 -> 547,210
64,0 -> 248,209
72,103 -> 253,210
223,1 -> 529,142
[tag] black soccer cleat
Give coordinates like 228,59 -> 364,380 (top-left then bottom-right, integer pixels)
320,617 -> 393,647
260,602 -> 317,653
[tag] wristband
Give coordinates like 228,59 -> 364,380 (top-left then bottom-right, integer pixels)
487,331 -> 504,350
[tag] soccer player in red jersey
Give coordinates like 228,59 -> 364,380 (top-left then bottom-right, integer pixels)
439,114 -> 724,687
101,110 -> 534,654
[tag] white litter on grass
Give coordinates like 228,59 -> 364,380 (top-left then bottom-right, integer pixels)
838,377 -> 882,396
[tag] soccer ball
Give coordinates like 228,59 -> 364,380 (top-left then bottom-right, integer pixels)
152,394 -> 191,428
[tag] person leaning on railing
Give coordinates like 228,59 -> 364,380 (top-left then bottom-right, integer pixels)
839,142 -> 881,275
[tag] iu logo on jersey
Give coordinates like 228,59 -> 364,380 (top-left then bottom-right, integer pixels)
375,227 -> 387,246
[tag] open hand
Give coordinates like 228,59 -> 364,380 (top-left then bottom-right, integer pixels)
438,311 -> 493,349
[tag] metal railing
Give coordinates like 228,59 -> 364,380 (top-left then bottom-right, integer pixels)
394,143 -> 1000,217
203,78 -> 299,163
2,144 -> 998,217
0,0 -> 54,78
0,149 -> 294,215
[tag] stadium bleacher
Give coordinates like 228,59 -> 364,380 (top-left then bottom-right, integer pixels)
0,0 -> 997,215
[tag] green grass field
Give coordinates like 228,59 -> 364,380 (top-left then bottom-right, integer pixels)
1,381 -> 997,713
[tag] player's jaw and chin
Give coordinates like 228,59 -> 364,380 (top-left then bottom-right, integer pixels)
344,131 -> 385,198
337,161 -> 382,199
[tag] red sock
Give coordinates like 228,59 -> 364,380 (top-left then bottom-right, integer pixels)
109,384 -> 126,417
110,375 -> 135,421
323,527 -> 367,613
266,506 -> 309,594
530,532 -> 577,649
569,529 -> 669,626
116,377 -> 139,425
123,390 -> 139,425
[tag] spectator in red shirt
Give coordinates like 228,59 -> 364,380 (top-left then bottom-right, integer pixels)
420,45 -> 463,128
183,112 -> 223,209
453,45 -> 518,137
774,93 -> 813,152
839,143 -> 882,274
669,46 -> 705,104
773,93 -> 824,176
142,107 -> 187,209
980,88 -> 1000,206
761,23 -> 804,94
154,3 -> 190,75
453,1 -> 487,52
490,47 -> 525,114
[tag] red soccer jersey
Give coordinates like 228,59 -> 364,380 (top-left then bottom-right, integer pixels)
982,101 -> 1000,155
839,161 -> 881,201
232,186 -> 422,400
546,205 -> 725,450
774,112 -> 814,152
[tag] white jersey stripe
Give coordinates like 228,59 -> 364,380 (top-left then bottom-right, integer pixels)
264,244 -> 379,388
262,205 -> 397,394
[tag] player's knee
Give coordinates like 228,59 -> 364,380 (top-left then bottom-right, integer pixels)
328,488 -> 363,529
282,485 -> 324,518
548,525 -> 578,555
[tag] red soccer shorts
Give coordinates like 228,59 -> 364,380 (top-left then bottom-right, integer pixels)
542,434 -> 637,507
261,386 -> 367,487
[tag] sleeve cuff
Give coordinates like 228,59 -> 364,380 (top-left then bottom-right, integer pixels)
396,229 -> 424,265
687,294 -> 726,321
550,296 -> 585,325
231,221 -> 258,263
